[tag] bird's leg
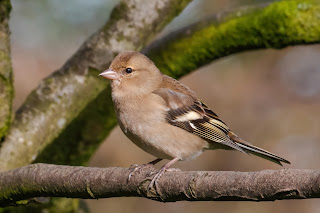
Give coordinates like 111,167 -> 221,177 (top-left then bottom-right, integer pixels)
148,157 -> 180,191
128,158 -> 162,181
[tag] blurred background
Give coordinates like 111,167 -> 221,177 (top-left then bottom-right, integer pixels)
10,0 -> 320,212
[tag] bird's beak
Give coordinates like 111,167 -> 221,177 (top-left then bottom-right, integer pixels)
99,69 -> 120,80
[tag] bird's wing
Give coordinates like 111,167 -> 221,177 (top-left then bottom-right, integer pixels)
153,76 -> 246,153
153,76 -> 290,165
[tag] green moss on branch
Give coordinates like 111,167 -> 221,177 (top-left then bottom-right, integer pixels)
0,0 -> 13,140
144,1 -> 320,78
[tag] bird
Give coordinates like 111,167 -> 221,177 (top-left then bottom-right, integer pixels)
99,51 -> 290,189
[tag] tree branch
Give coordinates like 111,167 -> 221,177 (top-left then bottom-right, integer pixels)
0,163 -> 319,207
0,0 -> 13,140
144,1 -> 320,78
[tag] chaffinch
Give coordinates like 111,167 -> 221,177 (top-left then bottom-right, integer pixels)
99,51 -> 290,189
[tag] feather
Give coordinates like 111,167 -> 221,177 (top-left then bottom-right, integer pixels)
228,131 -> 291,165
153,75 -> 290,165
153,80 -> 246,153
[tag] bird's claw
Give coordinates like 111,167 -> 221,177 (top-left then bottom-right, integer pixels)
129,164 -> 139,169
166,168 -> 181,172
128,163 -> 153,181
147,167 -> 181,191
147,169 -> 164,191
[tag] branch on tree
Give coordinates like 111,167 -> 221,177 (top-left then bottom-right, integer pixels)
0,163 -> 319,207
0,0 -> 192,171
0,0 -> 13,140
144,1 -> 320,78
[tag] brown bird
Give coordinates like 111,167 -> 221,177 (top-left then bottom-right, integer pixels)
99,51 -> 290,189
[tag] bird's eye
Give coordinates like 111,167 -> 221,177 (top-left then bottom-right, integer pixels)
125,67 -> 133,74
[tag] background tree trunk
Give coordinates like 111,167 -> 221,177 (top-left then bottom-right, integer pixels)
0,0 -> 13,141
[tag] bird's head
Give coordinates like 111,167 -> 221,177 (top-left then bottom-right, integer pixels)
99,51 -> 162,97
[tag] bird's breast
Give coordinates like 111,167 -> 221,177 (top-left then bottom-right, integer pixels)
114,94 -> 166,128
113,94 -> 208,160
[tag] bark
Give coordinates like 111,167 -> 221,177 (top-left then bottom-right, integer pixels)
144,1 -> 320,78
0,163 -> 319,207
0,0 -> 192,170
0,0 -> 13,140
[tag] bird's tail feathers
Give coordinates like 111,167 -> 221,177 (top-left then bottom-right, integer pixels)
228,132 -> 290,166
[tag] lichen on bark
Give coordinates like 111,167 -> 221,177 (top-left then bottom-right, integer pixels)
0,0 -> 13,141
35,72 -> 117,166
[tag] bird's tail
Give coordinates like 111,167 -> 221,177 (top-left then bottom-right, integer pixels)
228,132 -> 290,166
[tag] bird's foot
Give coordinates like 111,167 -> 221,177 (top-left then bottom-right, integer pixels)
147,157 -> 180,192
148,167 -> 181,176
147,166 -> 167,191
128,159 -> 162,181
128,164 -> 152,181
147,167 -> 181,191
166,168 -> 181,172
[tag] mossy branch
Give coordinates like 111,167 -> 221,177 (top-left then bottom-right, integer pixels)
0,163 -> 319,207
0,0 -> 192,170
144,1 -> 320,78
0,0 -> 13,140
